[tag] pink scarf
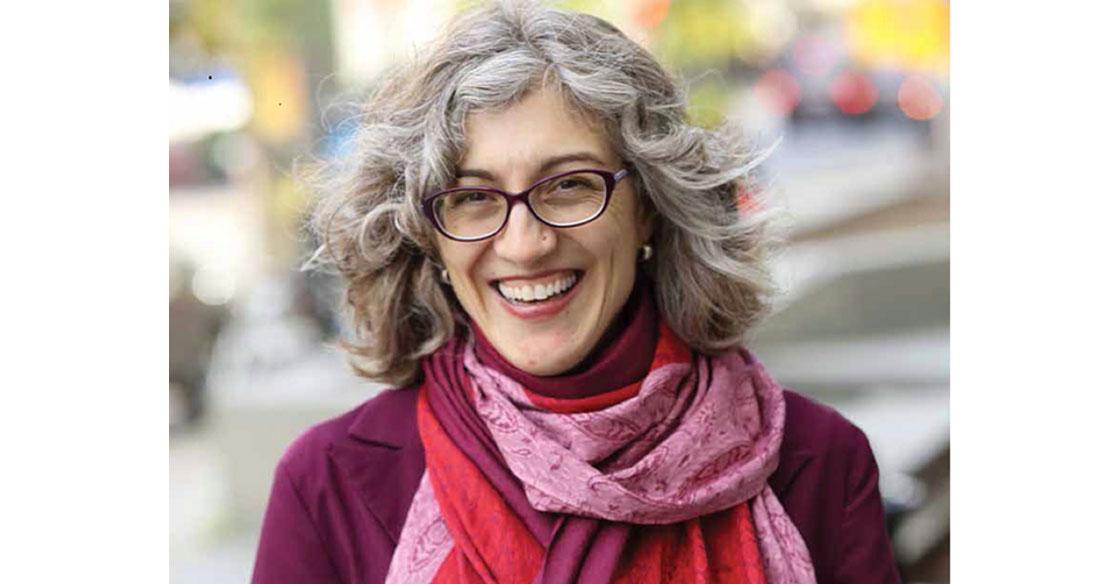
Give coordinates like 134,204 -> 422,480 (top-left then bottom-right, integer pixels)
388,321 -> 815,583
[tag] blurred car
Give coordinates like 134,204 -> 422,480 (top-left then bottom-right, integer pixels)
751,31 -> 943,126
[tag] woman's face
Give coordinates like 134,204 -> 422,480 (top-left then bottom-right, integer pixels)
435,88 -> 653,375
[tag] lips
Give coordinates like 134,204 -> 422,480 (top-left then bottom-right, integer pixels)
489,269 -> 584,319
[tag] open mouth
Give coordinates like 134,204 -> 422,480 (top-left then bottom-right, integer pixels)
491,270 -> 584,305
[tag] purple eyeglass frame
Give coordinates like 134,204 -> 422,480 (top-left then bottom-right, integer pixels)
422,168 -> 630,242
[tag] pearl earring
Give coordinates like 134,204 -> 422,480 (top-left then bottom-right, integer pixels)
640,244 -> 653,261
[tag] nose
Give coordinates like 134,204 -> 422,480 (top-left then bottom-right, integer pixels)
491,202 -> 557,263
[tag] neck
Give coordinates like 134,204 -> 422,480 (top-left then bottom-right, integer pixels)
470,274 -> 658,399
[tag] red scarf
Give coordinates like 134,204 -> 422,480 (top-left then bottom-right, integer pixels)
415,322 -> 769,583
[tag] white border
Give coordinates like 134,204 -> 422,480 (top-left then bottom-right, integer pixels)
953,1 -> 1119,580
1,2 -> 167,582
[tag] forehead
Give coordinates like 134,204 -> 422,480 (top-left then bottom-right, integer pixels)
459,87 -> 615,174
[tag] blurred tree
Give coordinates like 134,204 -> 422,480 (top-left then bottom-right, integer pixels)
170,0 -> 336,142
559,0 -> 755,73
562,0 -> 758,125
172,0 -> 314,55
171,0 -> 337,270
648,0 -> 752,72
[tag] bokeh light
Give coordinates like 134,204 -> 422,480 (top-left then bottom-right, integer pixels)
831,69 -> 878,115
755,68 -> 802,116
191,265 -> 237,306
632,0 -> 671,29
897,73 -> 943,120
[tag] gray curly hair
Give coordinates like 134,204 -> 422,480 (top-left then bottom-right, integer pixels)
305,0 -> 778,387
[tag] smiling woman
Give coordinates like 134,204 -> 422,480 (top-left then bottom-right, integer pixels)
435,88 -> 652,375
252,1 -> 901,583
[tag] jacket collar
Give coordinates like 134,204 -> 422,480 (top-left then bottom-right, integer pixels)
767,389 -> 823,496
331,386 -> 425,544
768,446 -> 814,496
345,385 -> 418,448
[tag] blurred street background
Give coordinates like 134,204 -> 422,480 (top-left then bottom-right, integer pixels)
169,0 -> 948,582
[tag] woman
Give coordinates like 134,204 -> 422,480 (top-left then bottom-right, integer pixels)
252,2 -> 900,583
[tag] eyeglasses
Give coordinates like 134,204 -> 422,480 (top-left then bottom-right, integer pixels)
422,168 -> 630,242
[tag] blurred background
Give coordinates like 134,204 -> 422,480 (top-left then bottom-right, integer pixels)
169,0 -> 948,581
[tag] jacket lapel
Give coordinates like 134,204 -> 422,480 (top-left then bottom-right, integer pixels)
768,447 -> 814,497
767,389 -> 821,497
328,386 -> 426,544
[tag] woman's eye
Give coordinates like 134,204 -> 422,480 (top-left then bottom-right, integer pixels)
558,178 -> 590,190
449,191 -> 491,206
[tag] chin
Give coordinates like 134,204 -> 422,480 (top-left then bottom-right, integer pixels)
498,326 -> 586,376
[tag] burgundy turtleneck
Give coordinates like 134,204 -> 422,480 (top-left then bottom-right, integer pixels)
469,274 -> 658,400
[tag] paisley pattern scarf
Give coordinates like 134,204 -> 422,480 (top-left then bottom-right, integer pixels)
386,305 -> 815,583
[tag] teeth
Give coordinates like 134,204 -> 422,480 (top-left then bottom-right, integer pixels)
498,273 -> 578,303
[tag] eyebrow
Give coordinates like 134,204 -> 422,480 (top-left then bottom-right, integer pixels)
456,152 -> 609,181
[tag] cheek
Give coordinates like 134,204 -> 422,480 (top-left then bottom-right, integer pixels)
439,237 -> 472,266
580,224 -> 638,296
438,243 -> 487,293
602,189 -> 645,242
594,210 -> 643,256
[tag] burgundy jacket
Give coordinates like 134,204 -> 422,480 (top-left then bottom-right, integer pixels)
251,386 -> 901,584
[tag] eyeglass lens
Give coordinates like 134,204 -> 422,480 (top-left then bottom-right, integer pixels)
433,171 -> 608,239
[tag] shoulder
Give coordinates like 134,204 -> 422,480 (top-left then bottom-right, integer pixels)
276,384 -> 423,492
782,388 -> 872,458
772,389 -> 899,580
772,388 -> 878,497
257,386 -> 424,583
272,384 -> 425,544
780,390 -> 903,581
